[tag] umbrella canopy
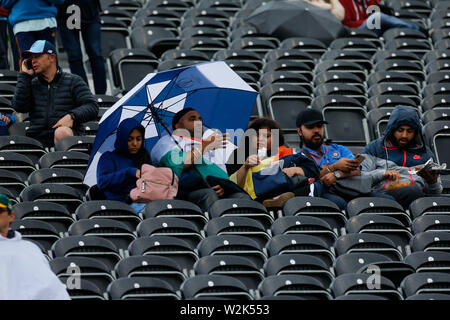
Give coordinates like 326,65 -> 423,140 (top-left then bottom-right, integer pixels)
245,0 -> 348,44
84,61 -> 257,187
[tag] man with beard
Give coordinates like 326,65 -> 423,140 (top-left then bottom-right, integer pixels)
361,105 -> 442,209
295,108 -> 394,210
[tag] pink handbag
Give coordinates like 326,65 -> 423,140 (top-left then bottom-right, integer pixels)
130,164 -> 178,203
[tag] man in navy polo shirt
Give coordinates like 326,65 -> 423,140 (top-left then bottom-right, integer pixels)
295,108 -> 393,210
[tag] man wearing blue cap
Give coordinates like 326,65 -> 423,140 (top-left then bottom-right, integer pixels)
11,39 -> 98,148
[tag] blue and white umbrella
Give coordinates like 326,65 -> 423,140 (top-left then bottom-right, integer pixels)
84,61 -> 258,187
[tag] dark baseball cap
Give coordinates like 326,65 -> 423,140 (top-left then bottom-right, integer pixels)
22,40 -> 57,59
296,108 -> 328,127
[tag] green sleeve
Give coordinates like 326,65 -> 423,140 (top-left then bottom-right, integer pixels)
159,149 -> 186,178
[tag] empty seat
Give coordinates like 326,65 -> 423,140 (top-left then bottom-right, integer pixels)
334,252 -> 414,287
197,234 -> 267,268
404,251 -> 450,274
367,108 -> 395,139
101,7 -> 133,26
421,95 -> 450,112
137,217 -> 203,248
279,37 -> 327,60
144,0 -> 190,13
259,84 -> 311,132
367,71 -> 420,91
12,201 -> 74,234
0,169 -> 26,198
347,197 -> 411,226
271,216 -> 337,247
108,277 -> 180,300
334,233 -> 402,261
0,151 -> 36,181
208,198 -> 274,229
0,135 -> 47,163
128,235 -> 199,272
115,255 -> 186,290
423,120 -> 450,165
142,199 -> 206,229
385,38 -> 431,58
346,214 -> 412,250
329,38 -> 379,55
401,272 -> 450,297
264,254 -> 334,287
109,48 -> 158,93
412,215 -> 450,234
374,59 -> 425,82
410,196 -> 450,219
283,196 -> 346,234
315,60 -> 366,82
28,168 -> 88,196
194,255 -> 264,290
161,49 -> 210,63
50,256 -> 115,293
39,151 -> 90,175
262,60 -> 313,81
52,235 -> 122,269
69,218 -> 136,251
20,183 -> 84,214
383,28 -> 428,42
10,219 -> 60,251
130,26 -> 179,58
266,234 -> 334,267
366,94 -> 418,111
321,50 -> 372,71
368,83 -> 420,105
58,277 -> 105,300
178,37 -> 228,59
259,71 -> 311,87
99,16 -> 129,58
411,231 -> 450,253
423,83 -> 450,98
229,37 -> 277,58
205,216 -> 270,248
132,15 -> 179,30
258,274 -> 332,300
181,275 -> 252,299
213,49 -> 263,69
264,49 -> 314,68
157,59 -> 199,71
180,17 -> 228,30
54,136 -> 95,155
331,273 -> 402,300
406,293 -> 450,300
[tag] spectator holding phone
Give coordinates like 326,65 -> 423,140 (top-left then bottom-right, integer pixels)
361,106 -> 442,209
11,40 -> 98,148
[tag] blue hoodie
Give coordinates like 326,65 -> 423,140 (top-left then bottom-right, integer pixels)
0,0 -> 64,27
97,118 -> 145,202
361,105 -> 442,194
363,105 -> 436,167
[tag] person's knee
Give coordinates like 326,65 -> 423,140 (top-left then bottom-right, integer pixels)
54,126 -> 74,144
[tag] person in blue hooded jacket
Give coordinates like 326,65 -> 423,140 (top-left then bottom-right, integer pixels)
361,105 -> 442,209
97,118 -> 152,213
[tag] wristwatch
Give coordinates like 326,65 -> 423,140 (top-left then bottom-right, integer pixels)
333,171 -> 342,179
69,112 -> 76,121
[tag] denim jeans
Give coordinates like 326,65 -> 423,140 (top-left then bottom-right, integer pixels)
15,27 -> 57,60
58,22 -> 106,94
359,12 -> 420,37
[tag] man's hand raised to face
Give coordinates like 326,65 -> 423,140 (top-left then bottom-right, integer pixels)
21,59 -> 35,76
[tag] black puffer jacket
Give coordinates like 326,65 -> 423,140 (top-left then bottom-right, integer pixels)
12,68 -> 99,136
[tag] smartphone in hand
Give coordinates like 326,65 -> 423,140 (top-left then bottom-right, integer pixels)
354,154 -> 365,164
26,58 -> 33,70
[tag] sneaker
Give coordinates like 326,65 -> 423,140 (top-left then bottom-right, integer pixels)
262,192 -> 295,208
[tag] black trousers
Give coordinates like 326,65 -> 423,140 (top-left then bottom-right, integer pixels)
386,185 -> 426,210
0,20 -> 8,69
182,187 -> 251,213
